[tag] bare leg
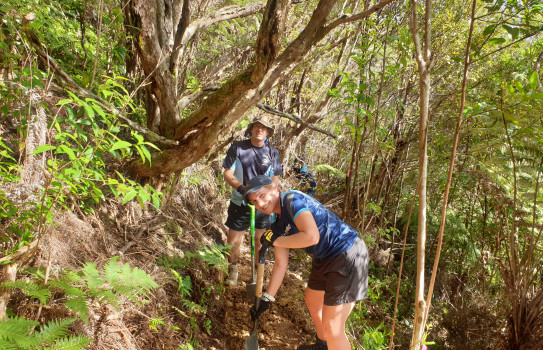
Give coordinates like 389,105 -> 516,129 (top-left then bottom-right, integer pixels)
322,302 -> 355,350
304,288 -> 326,341
227,229 -> 245,264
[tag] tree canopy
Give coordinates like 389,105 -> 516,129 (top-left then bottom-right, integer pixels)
1,0 -> 543,348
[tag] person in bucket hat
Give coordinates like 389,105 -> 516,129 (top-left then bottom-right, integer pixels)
245,115 -> 275,138
244,175 -> 369,350
222,116 -> 282,286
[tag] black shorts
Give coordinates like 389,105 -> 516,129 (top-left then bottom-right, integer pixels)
224,201 -> 271,231
307,237 -> 368,306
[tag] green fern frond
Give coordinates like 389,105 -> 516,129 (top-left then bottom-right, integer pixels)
61,270 -> 84,284
193,244 -> 230,273
0,339 -> 22,349
64,296 -> 89,320
0,316 -> 40,348
25,267 -> 47,281
184,244 -> 229,274
180,275 -> 192,298
49,335 -> 92,350
157,254 -> 189,269
103,257 -> 122,283
104,258 -> 158,303
87,289 -> 118,306
48,278 -> 85,297
1,281 -> 51,304
81,262 -> 102,290
36,318 -> 77,344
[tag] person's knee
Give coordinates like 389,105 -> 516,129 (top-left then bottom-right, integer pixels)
321,321 -> 345,342
227,230 -> 245,245
304,290 -> 321,312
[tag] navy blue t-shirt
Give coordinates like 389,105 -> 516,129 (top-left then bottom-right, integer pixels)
271,191 -> 358,260
223,139 -> 282,205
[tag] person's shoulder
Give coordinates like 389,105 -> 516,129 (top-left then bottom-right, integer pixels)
229,139 -> 251,149
283,191 -> 307,206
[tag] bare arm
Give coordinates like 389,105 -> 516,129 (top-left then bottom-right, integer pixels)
273,211 -> 320,249
271,175 -> 280,186
223,168 -> 242,190
265,246 -> 289,297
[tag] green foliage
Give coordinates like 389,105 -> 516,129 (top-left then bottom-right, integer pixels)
170,269 -> 193,298
0,317 -> 91,349
149,317 -> 180,332
158,243 -> 230,275
360,323 -> 388,350
2,257 -> 158,321
0,257 -> 157,348
313,164 -> 345,183
1,280 -> 51,305
49,88 -> 162,211
0,76 -> 163,256
156,244 -> 230,346
184,244 -> 230,275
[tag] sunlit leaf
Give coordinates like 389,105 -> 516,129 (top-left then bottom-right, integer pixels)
110,141 -> 132,151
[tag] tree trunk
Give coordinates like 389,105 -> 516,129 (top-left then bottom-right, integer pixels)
409,0 -> 432,348
0,264 -> 16,321
128,0 -> 398,177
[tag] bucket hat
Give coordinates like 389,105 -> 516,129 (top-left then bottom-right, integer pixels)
247,116 -> 275,137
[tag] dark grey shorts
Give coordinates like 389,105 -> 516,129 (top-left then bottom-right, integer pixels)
224,201 -> 271,231
307,237 -> 369,306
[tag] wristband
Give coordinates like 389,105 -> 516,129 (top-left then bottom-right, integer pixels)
262,292 -> 276,302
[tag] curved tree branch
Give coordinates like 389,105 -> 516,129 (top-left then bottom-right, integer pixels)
324,0 -> 398,35
172,3 -> 265,70
177,87 -> 220,111
256,103 -> 337,138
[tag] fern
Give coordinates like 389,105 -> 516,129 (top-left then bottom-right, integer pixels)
48,270 -> 85,298
35,318 -> 76,344
170,269 -> 192,298
0,317 -> 82,349
64,296 -> 91,320
149,317 -> 167,331
102,257 -> 158,303
3,256 -> 158,347
179,275 -> 192,299
49,335 -> 92,350
0,340 -> 21,350
184,243 -> 230,274
80,262 -> 102,290
157,254 -> 189,269
0,317 -> 39,348
1,280 -> 51,304
6,257 -> 158,334
25,267 -> 47,281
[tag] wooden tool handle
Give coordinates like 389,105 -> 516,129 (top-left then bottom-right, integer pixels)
255,263 -> 265,298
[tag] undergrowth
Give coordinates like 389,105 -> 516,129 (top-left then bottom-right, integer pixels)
0,256 -> 158,349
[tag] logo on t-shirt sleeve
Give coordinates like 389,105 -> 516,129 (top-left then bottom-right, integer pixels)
284,224 -> 291,235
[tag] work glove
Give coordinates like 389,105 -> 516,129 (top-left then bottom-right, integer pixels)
237,184 -> 248,195
250,292 -> 275,320
260,229 -> 280,249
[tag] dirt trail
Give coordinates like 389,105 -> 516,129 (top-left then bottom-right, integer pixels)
218,239 -> 316,350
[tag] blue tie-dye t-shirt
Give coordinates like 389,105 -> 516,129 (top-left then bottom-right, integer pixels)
271,191 -> 358,260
